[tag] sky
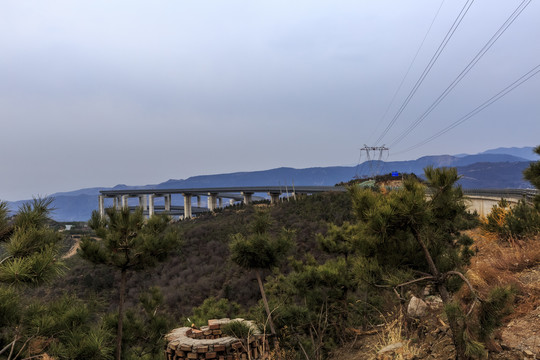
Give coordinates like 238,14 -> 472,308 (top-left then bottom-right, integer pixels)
1,0 -> 539,201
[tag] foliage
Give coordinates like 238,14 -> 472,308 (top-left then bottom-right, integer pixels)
0,293 -> 114,360
0,198 -> 64,286
484,199 -> 540,239
311,167 -> 479,359
444,285 -> 516,359
79,207 -> 181,360
265,254 -> 381,360
221,321 -> 253,339
476,286 -> 515,342
103,287 -> 173,360
229,210 -> 294,348
190,297 -> 241,327
0,198 -> 73,359
230,230 -> 293,271
80,208 -> 180,270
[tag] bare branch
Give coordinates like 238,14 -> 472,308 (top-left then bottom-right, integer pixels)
395,275 -> 436,288
0,255 -> 13,266
444,270 -> 483,317
444,271 -> 478,299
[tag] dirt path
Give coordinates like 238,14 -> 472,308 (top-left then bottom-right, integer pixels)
62,236 -> 81,259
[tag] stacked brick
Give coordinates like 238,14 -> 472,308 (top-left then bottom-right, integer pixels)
165,318 -> 268,360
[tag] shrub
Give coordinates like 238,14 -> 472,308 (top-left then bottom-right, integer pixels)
484,199 -> 540,239
190,297 -> 241,327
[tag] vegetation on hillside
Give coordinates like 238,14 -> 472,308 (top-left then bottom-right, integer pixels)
1,147 -> 540,360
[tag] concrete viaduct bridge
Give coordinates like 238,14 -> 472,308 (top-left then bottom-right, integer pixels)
98,186 -> 538,219
98,186 -> 344,219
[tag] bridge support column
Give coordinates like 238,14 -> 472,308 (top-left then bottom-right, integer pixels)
196,196 -> 201,208
230,199 -> 234,206
139,195 -> 147,211
208,193 -> 218,211
183,194 -> 192,219
121,195 -> 129,209
113,196 -> 119,210
98,195 -> 105,218
148,195 -> 155,217
164,194 -> 171,212
241,192 -> 253,205
268,192 -> 280,204
218,197 -> 223,208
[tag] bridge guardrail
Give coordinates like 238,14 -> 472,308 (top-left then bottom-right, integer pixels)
462,188 -> 538,200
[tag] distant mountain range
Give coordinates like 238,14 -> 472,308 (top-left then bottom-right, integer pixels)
7,146 -> 538,222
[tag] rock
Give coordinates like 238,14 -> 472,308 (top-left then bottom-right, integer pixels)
408,296 -> 428,318
425,295 -> 443,308
523,349 -> 534,357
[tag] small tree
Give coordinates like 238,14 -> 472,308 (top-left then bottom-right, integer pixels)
229,211 -> 293,340
79,208 -> 181,360
348,167 -> 484,359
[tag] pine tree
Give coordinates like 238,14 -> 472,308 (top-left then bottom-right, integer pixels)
229,211 -> 293,344
347,167 -> 477,359
0,197 -> 66,358
79,208 -> 181,360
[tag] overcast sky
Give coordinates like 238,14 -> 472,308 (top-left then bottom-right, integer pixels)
1,0 -> 539,201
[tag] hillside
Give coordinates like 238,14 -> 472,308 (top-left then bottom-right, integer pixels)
30,187 -> 540,359
36,192 -> 353,317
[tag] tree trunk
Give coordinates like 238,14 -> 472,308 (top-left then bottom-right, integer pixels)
255,269 -> 281,358
413,231 -> 469,360
116,268 -> 127,360
255,269 -> 276,336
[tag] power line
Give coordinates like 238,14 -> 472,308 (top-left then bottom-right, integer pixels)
396,63 -> 540,155
367,0 -> 446,144
389,0 -> 532,148
374,0 -> 475,146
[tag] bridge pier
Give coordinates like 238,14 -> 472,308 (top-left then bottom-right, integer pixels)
139,195 -> 147,211
121,195 -> 129,209
208,193 -> 218,211
241,191 -> 253,205
183,193 -> 192,219
98,195 -> 105,218
148,194 -> 155,217
268,192 -> 280,204
164,194 -> 172,212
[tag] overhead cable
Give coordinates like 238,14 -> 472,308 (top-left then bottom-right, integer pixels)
367,0 -> 446,144
396,63 -> 540,155
374,0 -> 475,146
389,0 -> 532,148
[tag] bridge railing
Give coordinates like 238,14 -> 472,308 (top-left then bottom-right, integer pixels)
462,188 -> 538,202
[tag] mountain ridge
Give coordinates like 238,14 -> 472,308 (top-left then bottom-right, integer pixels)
6,147 -> 537,221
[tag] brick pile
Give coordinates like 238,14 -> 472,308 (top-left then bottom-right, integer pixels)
165,318 -> 269,360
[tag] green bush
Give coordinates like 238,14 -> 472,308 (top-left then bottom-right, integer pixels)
221,320 -> 254,339
190,297 -> 241,327
484,199 -> 540,239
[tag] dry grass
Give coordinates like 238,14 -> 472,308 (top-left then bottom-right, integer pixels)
370,310 -> 421,360
459,229 -> 540,317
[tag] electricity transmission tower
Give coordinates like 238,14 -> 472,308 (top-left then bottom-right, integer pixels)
354,145 -> 389,179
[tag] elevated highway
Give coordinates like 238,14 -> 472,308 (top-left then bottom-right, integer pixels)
99,186 -> 344,219
98,186 -> 537,219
